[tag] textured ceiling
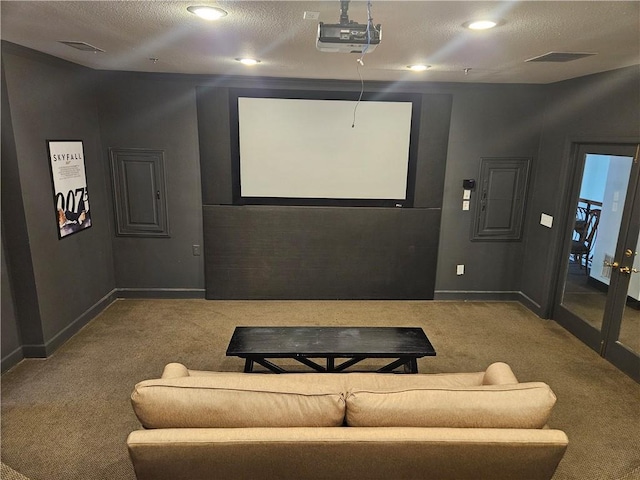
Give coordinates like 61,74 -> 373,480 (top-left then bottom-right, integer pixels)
1,1 -> 638,84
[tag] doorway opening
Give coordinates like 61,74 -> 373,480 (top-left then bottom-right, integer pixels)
553,143 -> 639,381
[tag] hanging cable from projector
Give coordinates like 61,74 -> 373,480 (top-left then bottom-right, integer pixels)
352,0 -> 374,128
352,60 -> 364,128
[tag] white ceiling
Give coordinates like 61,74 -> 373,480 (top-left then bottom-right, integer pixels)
1,1 -> 638,84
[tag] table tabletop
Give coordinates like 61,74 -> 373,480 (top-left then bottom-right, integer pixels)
226,326 -> 436,358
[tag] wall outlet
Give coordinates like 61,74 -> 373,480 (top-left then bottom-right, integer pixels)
456,264 -> 464,275
192,245 -> 201,256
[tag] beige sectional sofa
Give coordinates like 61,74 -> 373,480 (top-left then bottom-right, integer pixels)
127,362 -> 568,480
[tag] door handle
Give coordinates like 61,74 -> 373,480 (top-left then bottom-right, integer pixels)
604,261 -> 619,268
619,266 -> 639,274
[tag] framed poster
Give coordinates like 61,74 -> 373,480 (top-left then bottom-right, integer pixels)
47,140 -> 92,239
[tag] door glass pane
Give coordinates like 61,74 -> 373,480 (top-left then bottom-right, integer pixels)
617,236 -> 640,354
561,154 -> 634,331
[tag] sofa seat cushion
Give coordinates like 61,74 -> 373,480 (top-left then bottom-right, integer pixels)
345,382 -> 556,429
132,374 -> 345,429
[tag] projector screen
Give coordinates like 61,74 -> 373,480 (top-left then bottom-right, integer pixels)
230,90 -> 421,207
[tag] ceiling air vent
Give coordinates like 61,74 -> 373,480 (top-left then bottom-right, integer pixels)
525,51 -> 596,63
59,41 -> 104,53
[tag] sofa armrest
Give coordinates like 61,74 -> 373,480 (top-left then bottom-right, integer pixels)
482,362 -> 519,385
161,363 -> 189,379
128,427 -> 568,480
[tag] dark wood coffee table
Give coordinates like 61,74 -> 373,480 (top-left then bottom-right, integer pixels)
226,326 -> 436,373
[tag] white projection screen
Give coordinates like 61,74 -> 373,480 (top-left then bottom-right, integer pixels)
233,93 -> 419,206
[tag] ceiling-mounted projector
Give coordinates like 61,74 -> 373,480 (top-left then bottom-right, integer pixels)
316,1 -> 381,53
316,22 -> 381,53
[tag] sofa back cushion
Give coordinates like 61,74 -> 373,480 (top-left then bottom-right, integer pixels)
132,375 -> 345,429
337,372 -> 485,391
345,382 -> 556,429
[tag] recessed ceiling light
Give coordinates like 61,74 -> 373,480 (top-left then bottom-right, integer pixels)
408,64 -> 430,71
187,5 -> 228,21
466,20 -> 498,30
236,58 -> 260,66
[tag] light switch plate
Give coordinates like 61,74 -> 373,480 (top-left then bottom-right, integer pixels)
462,200 -> 470,211
540,213 -> 553,228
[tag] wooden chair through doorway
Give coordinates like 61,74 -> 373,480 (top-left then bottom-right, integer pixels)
571,208 -> 601,274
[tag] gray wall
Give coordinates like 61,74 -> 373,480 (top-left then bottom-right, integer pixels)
1,56 -> 43,361
1,61 -> 27,370
2,39 -> 638,369
1,42 -> 115,361
97,72 -> 204,294
520,66 -> 640,316
1,231 -> 22,371
435,83 -> 547,296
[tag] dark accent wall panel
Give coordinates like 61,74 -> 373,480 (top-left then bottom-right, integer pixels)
413,93 -> 453,209
204,205 -> 440,299
196,86 -> 233,205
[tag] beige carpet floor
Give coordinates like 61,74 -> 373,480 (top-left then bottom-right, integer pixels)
0,462 -> 30,480
1,299 -> 639,480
